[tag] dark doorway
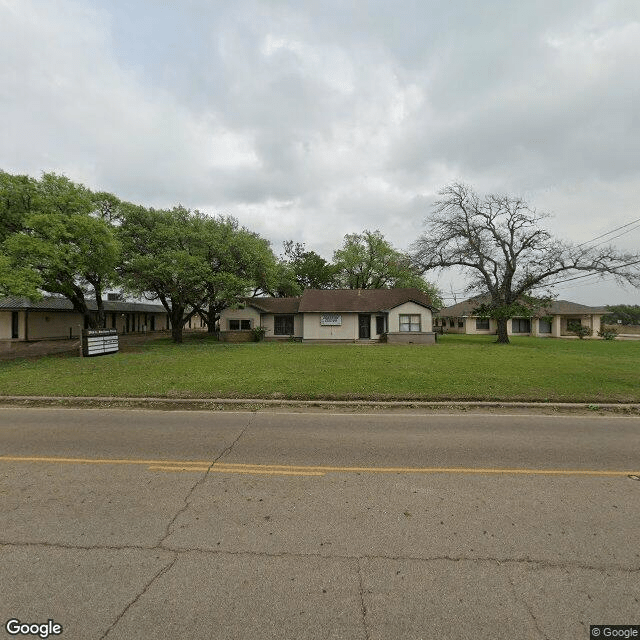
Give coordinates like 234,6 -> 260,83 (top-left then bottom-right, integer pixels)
359,314 -> 371,339
11,312 -> 19,339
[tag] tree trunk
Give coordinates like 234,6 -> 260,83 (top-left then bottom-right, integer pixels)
206,307 -> 218,333
169,306 -> 185,343
495,317 -> 510,344
94,284 -> 105,328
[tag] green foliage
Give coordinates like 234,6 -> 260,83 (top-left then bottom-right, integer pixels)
118,206 -> 282,341
603,305 -> 640,325
0,170 -> 37,243
282,241 -> 337,290
574,325 -> 591,339
0,172 -> 120,325
333,230 -> 442,305
251,326 -> 267,342
119,204 -> 208,342
598,327 -> 618,340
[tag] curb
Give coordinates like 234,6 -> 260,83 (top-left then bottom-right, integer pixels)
0,396 -> 639,414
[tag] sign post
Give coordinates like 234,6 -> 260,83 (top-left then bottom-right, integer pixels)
82,329 -> 119,357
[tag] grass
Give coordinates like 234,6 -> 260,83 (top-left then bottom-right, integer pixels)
0,334 -> 638,402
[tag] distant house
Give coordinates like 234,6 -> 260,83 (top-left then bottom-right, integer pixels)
436,296 -> 607,338
220,288 -> 437,344
0,296 -> 170,342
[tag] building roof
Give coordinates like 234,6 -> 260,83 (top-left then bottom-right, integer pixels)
438,295 -> 607,317
244,297 -> 301,314
298,288 -> 435,313
0,296 -> 167,314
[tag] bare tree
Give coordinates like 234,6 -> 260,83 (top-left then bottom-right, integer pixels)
412,183 -> 640,343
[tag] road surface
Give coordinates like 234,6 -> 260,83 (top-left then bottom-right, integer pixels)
1,408 -> 639,639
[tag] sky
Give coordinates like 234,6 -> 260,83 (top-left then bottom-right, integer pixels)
1,0 -> 639,306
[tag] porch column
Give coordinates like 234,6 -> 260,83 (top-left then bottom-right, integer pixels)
552,315 -> 562,338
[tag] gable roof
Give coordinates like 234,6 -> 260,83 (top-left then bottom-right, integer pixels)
0,296 -> 167,314
298,288 -> 435,313
244,297 -> 301,314
438,295 -> 607,317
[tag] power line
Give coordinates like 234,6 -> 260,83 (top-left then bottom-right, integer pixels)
577,217 -> 640,247
583,223 -> 640,249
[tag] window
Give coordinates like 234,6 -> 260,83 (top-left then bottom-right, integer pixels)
376,316 -> 385,335
476,317 -> 490,330
539,319 -> 552,333
229,319 -> 251,331
399,314 -> 421,332
107,293 -> 122,301
457,318 -> 463,328
449,318 -> 454,328
511,318 -> 531,333
567,319 -> 582,333
274,315 -> 294,335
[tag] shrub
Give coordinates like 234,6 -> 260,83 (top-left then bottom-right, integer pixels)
574,325 -> 591,340
251,327 -> 266,342
598,327 -> 618,341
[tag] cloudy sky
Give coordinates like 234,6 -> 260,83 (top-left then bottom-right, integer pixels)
1,0 -> 639,305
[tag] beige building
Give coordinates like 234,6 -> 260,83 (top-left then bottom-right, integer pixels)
436,296 -> 607,338
0,296 -> 170,342
220,288 -> 437,344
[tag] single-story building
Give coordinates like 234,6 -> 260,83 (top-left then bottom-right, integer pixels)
220,288 -> 437,344
436,296 -> 607,338
0,296 -> 170,342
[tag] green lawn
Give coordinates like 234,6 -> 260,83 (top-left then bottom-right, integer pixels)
0,334 -> 638,402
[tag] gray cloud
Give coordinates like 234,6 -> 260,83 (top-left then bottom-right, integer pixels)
1,0 -> 638,304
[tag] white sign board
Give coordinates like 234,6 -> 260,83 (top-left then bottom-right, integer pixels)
83,329 -> 119,357
320,314 -> 342,326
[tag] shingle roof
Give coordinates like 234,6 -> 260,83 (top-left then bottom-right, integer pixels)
298,288 -> 435,313
244,297 -> 301,314
0,296 -> 167,314
438,295 -> 607,317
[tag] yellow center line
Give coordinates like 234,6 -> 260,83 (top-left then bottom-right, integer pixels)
0,455 -> 637,477
148,465 -> 324,476
0,455 -> 211,467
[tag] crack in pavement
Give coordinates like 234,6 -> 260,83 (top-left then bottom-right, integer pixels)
99,553 -> 179,640
1,539 -> 639,574
356,557 -> 371,640
505,567 -> 549,640
156,414 -> 254,547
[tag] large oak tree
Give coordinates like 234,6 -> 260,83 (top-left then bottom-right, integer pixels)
0,172 -> 120,328
333,230 -> 443,305
412,183 -> 640,343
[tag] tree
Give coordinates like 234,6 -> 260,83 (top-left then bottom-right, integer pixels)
333,230 -> 443,305
412,183 -> 640,343
119,204 -> 208,343
282,241 -> 337,290
602,304 -> 640,326
1,172 -> 120,328
195,216 -> 285,332
0,170 -> 36,242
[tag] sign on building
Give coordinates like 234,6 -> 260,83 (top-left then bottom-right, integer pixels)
320,314 -> 342,326
83,329 -> 119,357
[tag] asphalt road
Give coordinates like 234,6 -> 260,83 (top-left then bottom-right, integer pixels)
1,408 -> 639,640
